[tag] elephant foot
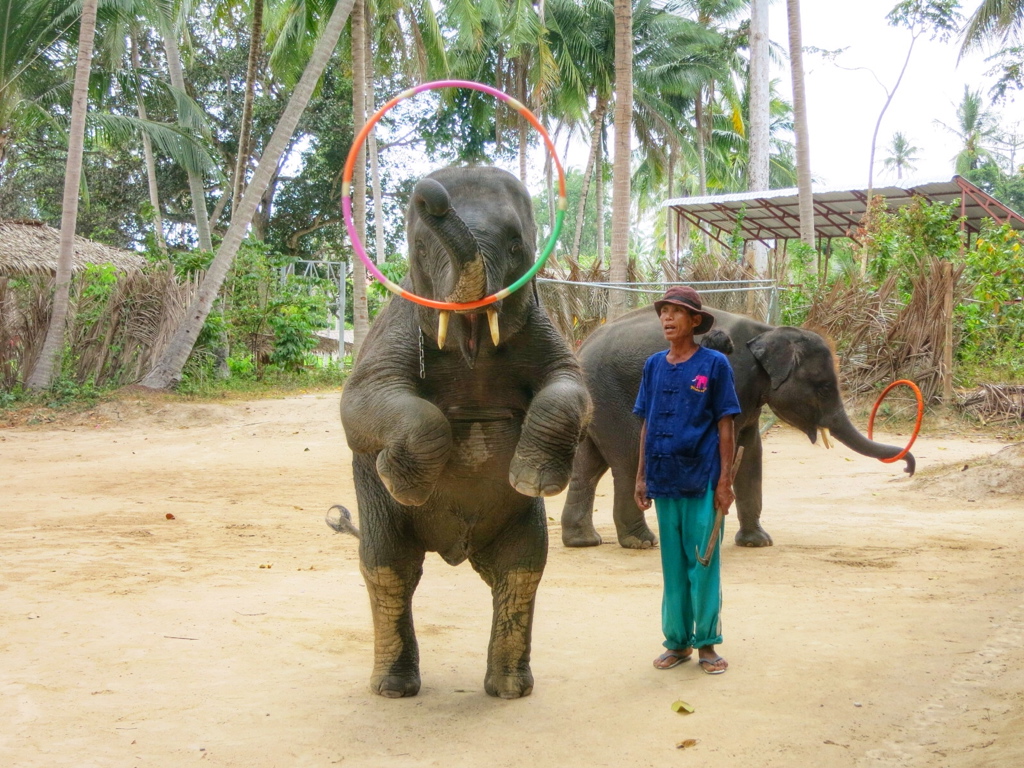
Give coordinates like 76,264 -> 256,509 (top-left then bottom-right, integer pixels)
561,520 -> 602,547
735,526 -> 773,548
509,456 -> 570,498
484,668 -> 534,699
370,671 -> 421,698
618,526 -> 658,550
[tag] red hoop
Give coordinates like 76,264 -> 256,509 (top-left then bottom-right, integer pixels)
867,379 -> 924,463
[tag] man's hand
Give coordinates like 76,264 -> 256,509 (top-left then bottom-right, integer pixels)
714,480 -> 735,515
635,478 -> 652,511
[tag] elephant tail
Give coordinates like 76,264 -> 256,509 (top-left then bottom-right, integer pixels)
325,504 -> 360,539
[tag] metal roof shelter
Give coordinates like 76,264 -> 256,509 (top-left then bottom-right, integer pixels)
663,175 -> 1024,251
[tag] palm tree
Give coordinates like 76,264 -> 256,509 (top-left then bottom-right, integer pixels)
786,0 -> 815,253
608,0 -> 631,319
961,0 -> 1024,53
350,0 -> 370,360
747,0 -> 770,195
937,86 -> 998,174
231,0 -> 266,216
158,6 -> 215,251
28,0 -> 99,390
0,0 -> 69,174
141,0 -> 356,389
882,131 -> 919,180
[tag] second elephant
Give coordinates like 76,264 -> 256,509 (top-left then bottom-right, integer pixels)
560,305 -> 915,549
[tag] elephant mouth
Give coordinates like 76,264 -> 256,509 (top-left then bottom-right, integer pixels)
436,305 -> 501,362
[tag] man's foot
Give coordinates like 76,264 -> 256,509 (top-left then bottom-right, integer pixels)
697,645 -> 728,675
653,648 -> 692,670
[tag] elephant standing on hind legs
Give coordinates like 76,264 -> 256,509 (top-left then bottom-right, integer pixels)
339,166 -> 591,699
560,306 -> 915,550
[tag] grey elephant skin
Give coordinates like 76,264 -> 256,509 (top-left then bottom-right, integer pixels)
560,306 -> 914,549
340,167 -> 591,699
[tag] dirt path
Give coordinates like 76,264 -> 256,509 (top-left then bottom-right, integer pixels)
2,393 -> 1022,767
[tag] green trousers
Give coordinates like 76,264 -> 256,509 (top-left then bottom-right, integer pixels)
654,486 -> 723,650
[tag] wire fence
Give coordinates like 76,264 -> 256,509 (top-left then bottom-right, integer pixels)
536,278 -> 780,347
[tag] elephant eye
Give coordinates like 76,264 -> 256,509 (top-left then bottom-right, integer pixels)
509,240 -> 523,256
414,239 -> 425,255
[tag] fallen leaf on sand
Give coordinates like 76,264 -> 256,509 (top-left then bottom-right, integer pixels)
671,700 -> 694,714
676,739 -> 699,749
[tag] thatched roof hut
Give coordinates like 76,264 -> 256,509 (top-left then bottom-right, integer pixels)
0,219 -> 145,277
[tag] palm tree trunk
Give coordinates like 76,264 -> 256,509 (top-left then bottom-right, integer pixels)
608,0 -> 632,320
748,0 -> 770,274
28,0 -> 98,390
351,0 -> 370,360
518,56 -> 528,184
131,32 -> 166,252
232,0 -> 264,217
162,30 -> 214,252
666,144 -> 674,264
694,89 -> 708,196
786,0 -> 816,256
570,98 -> 606,262
139,0 -> 356,390
596,130 -> 605,268
367,7 -> 385,265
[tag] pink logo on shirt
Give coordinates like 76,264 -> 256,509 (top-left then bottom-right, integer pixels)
691,374 -> 708,393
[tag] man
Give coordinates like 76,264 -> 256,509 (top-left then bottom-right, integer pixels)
633,286 -> 741,674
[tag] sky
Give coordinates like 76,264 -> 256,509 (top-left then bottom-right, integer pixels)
765,0 -> 1022,190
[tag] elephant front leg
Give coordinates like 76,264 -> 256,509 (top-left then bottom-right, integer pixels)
471,504 -> 547,699
343,390 -> 453,507
734,425 -> 772,547
509,376 -> 590,498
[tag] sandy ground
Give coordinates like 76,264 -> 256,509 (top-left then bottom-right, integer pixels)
2,392 -> 1023,768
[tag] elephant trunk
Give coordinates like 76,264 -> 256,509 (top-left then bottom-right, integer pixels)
412,178 -> 487,304
824,408 -> 916,476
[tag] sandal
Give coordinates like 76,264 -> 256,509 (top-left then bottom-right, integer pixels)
698,656 -> 728,675
653,649 -> 692,670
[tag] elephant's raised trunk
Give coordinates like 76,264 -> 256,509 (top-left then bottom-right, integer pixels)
824,408 -> 916,476
412,178 -> 487,305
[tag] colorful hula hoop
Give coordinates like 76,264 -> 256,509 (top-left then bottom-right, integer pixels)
341,80 -> 567,311
867,379 -> 924,463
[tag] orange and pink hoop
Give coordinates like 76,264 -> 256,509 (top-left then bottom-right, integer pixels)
341,80 -> 567,311
867,379 -> 924,463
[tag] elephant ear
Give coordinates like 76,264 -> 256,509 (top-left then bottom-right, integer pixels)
747,329 -> 799,390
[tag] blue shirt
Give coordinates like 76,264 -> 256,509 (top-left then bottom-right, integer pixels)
633,346 -> 741,498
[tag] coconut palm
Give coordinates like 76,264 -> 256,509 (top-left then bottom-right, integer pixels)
141,0 -> 355,389
936,86 -> 998,174
786,0 -> 815,251
961,0 -> 1024,53
747,0 -> 770,195
28,0 -> 100,390
608,0 -> 631,319
0,0 -> 66,173
883,131 -> 920,180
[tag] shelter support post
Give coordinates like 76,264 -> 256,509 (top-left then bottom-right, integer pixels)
338,261 -> 348,367
942,260 -> 953,405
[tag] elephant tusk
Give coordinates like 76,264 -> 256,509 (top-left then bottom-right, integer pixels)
820,427 -> 833,450
437,310 -> 450,349
487,308 -> 500,347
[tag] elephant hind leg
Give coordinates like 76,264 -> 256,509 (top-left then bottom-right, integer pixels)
560,435 -> 608,547
610,463 -> 657,549
471,503 -> 547,699
361,557 -> 424,698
